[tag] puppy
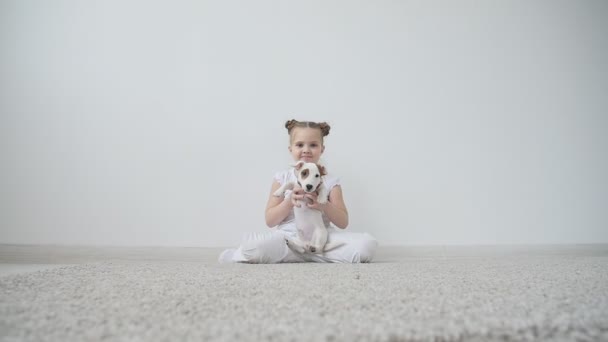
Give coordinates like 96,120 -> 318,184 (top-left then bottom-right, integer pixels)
273,161 -> 343,254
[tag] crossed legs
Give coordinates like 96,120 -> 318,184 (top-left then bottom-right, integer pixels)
220,229 -> 378,264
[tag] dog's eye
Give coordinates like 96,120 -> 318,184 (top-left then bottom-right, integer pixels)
315,174 -> 319,177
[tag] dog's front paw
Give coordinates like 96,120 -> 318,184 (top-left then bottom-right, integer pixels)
274,182 -> 295,197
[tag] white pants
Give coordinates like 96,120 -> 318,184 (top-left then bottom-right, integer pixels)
223,228 -> 378,264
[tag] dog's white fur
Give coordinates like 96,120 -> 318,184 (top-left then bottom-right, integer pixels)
273,161 -> 344,255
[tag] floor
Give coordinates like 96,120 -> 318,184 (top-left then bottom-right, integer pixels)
2,244 -> 607,341
0,244 -> 225,276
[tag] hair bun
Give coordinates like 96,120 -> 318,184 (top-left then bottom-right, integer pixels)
318,122 -> 331,137
285,119 -> 298,133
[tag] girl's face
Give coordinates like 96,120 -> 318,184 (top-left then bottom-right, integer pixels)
288,127 -> 325,163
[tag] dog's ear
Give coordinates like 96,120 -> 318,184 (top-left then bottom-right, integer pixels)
293,161 -> 305,170
317,164 -> 327,176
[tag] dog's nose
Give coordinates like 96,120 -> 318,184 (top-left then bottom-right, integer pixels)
306,184 -> 313,191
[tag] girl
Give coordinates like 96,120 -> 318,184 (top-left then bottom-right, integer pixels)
219,120 -> 378,263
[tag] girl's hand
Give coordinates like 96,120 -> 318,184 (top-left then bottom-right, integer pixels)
305,192 -> 327,212
290,186 -> 305,207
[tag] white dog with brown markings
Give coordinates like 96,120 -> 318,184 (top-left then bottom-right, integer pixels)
273,161 -> 344,255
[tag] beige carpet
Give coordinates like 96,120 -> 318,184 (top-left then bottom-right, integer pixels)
1,245 -> 607,341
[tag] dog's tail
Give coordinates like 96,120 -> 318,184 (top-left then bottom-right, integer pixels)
323,241 -> 345,252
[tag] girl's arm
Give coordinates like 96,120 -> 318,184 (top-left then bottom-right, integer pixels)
324,186 -> 349,229
265,181 -> 294,228
307,186 -> 349,229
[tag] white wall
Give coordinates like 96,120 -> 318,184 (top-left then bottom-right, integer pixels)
1,0 -> 607,247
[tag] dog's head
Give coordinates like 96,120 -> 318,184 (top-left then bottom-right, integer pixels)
293,161 -> 326,193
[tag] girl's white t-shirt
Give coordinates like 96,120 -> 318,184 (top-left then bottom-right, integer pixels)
273,168 -> 341,234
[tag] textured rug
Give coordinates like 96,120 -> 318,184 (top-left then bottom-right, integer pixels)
1,250 -> 608,341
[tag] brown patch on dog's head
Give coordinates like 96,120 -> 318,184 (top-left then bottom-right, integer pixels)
301,168 -> 309,180
300,164 -> 325,182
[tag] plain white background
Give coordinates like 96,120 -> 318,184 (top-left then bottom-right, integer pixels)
1,0 -> 607,247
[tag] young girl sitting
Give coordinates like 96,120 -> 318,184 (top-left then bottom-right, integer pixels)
219,119 -> 378,263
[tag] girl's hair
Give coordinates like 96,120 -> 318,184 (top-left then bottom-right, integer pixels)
285,119 -> 331,142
